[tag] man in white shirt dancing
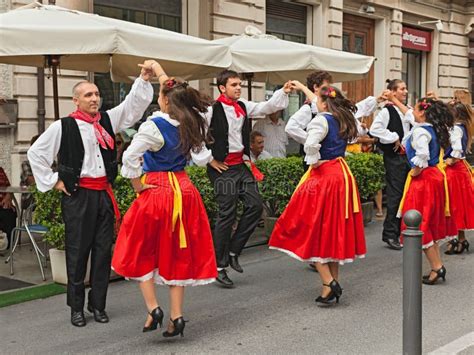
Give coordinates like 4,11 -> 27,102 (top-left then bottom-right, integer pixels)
28,60 -> 156,327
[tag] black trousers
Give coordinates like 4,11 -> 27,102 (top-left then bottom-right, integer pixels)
207,164 -> 263,268
0,207 -> 17,249
382,154 -> 410,242
61,188 -> 114,312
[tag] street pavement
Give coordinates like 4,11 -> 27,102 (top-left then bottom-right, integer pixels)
0,220 -> 473,354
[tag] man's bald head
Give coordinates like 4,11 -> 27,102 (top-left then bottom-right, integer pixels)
72,81 -> 101,116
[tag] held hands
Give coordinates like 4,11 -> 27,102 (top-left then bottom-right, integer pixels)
209,159 -> 229,173
138,60 -> 159,81
289,80 -> 306,92
282,81 -> 293,94
377,90 -> 391,103
54,180 -> 71,196
131,177 -> 157,194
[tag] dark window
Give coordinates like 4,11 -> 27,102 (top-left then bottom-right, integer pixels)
94,0 -> 181,112
402,50 -> 422,107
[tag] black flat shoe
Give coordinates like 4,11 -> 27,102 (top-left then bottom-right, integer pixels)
422,266 -> 446,285
71,310 -> 86,327
229,254 -> 243,273
386,239 -> 402,250
87,304 -> 109,323
163,316 -> 185,338
216,269 -> 234,288
143,306 -> 164,332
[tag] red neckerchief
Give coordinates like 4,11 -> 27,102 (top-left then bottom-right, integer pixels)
216,94 -> 246,119
70,110 -> 114,150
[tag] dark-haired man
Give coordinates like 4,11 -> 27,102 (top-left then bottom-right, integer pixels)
192,70 -> 291,287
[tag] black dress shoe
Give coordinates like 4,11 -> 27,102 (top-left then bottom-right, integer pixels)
229,254 -> 243,273
386,239 -> 402,250
71,311 -> 86,327
216,269 -> 234,287
87,304 -> 109,323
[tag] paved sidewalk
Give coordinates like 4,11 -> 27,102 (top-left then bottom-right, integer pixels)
1,220 -> 473,354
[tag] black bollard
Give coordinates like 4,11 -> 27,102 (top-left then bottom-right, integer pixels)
402,209 -> 423,355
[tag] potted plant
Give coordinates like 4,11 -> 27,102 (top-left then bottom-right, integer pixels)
256,157 -> 305,237
345,153 -> 385,225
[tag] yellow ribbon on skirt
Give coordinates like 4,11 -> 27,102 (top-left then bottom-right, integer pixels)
398,149 -> 450,217
292,157 -> 359,219
167,172 -> 187,249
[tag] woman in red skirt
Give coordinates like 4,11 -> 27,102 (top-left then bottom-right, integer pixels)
389,95 -> 456,285
112,62 -> 217,337
444,102 -> 474,255
269,83 -> 366,306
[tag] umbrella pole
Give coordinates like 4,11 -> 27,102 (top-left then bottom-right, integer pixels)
47,55 -> 61,120
243,73 -> 254,127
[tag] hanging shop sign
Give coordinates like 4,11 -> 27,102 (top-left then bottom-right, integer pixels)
402,27 -> 432,52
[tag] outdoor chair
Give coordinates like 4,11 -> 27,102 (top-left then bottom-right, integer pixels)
5,203 -> 48,281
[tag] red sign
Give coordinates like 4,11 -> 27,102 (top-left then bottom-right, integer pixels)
402,27 -> 432,52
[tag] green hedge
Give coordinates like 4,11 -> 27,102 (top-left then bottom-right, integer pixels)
33,154 -> 384,250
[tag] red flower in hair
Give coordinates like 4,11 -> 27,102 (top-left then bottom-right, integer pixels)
166,79 -> 176,88
419,100 -> 431,111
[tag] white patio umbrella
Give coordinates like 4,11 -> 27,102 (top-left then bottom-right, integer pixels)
0,2 -> 231,118
214,26 -> 375,99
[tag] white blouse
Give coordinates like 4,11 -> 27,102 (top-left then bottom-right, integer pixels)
448,125 -> 464,159
402,123 -> 433,168
27,77 -> 154,192
303,113 -> 329,165
120,112 -> 181,179
286,95 -> 378,145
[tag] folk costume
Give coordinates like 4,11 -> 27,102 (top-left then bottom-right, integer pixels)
191,89 -> 289,271
28,77 -> 153,313
269,112 -> 366,264
112,113 -> 217,286
444,124 -> 474,231
370,104 -> 413,245
398,123 -> 458,248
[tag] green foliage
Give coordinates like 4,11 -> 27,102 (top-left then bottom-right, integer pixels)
33,189 -> 65,250
256,157 -> 305,217
113,175 -> 136,216
185,165 -> 218,218
32,155 -> 384,249
345,153 -> 386,201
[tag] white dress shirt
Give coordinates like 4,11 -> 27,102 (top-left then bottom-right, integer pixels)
28,77 -> 154,192
448,125 -> 465,159
253,117 -> 288,158
286,96 -> 378,145
250,149 -> 272,162
191,88 -> 289,166
402,123 -> 433,168
369,106 -> 415,144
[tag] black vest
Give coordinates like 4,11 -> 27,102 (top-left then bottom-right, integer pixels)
206,101 -> 249,162
58,112 -> 118,193
378,105 -> 405,158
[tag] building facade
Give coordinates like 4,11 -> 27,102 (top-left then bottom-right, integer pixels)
0,0 -> 473,183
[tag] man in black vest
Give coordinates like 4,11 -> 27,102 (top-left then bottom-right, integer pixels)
28,60 -> 156,326
192,70 -> 291,287
370,79 -> 412,250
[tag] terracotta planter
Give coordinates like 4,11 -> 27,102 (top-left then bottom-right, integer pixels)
361,201 -> 373,226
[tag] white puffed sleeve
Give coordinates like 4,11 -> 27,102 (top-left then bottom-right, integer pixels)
304,114 -> 329,165
121,121 -> 165,179
449,125 -> 464,159
409,127 -> 432,168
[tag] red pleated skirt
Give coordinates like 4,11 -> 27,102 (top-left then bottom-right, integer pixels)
269,159 -> 366,264
400,167 -> 457,249
446,160 -> 474,231
112,171 -> 217,286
